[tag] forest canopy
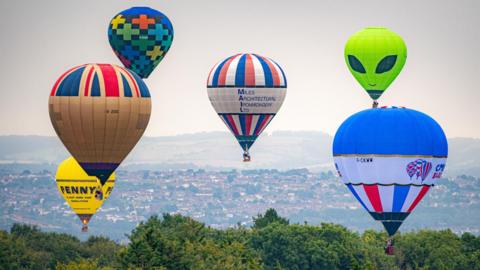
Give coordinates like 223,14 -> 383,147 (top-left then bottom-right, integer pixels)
0,209 -> 479,270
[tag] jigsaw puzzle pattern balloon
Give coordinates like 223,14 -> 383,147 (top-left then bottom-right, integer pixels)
108,7 -> 174,78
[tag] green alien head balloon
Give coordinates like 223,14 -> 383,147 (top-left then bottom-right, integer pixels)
345,27 -> 407,101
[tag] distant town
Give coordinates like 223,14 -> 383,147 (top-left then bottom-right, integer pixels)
0,167 -> 478,241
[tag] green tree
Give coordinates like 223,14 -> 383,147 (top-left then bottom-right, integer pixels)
395,230 -> 466,269
56,258 -> 114,270
83,236 -> 119,267
253,208 -> 289,229
1,224 -> 119,269
251,222 -> 365,270
182,240 -> 262,270
360,230 -> 398,270
119,214 -> 261,269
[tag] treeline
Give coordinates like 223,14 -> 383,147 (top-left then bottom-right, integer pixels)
1,209 -> 479,269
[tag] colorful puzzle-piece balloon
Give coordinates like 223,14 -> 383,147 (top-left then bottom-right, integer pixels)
108,7 -> 174,78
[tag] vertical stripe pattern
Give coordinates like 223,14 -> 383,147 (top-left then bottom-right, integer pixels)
364,185 -> 383,212
50,64 -> 149,98
344,183 -> 432,236
219,114 -> 275,137
207,53 -> 287,88
207,53 -> 287,154
345,184 -> 432,215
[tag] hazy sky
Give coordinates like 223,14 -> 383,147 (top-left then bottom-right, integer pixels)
1,0 -> 479,138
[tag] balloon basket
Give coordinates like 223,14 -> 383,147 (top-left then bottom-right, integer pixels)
385,238 -> 394,255
243,148 -> 251,162
81,224 -> 88,233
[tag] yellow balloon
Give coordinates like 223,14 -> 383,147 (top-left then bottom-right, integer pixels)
55,157 -> 115,232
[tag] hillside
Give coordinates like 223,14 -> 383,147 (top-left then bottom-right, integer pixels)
0,132 -> 479,175
1,168 -> 478,241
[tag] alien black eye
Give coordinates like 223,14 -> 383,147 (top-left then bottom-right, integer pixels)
347,55 -> 366,74
376,55 -> 397,73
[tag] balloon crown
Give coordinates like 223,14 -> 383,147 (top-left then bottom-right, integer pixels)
379,106 -> 406,109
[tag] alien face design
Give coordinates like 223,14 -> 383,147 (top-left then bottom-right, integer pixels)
344,27 -> 407,100
347,54 -> 398,97
348,55 -> 398,75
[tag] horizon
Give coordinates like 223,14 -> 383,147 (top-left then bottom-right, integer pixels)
1,130 -> 480,140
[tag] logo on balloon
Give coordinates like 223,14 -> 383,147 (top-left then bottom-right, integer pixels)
406,159 -> 432,183
94,188 -> 104,201
432,164 -> 446,179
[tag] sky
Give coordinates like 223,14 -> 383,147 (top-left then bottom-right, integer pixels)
1,0 -> 479,138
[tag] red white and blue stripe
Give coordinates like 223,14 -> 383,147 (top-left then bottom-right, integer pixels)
333,107 -> 448,236
346,183 -> 431,236
207,53 -> 287,153
346,183 -> 431,213
207,53 -> 287,88
50,64 -> 150,98
220,114 -> 274,137
219,113 -> 274,149
207,53 -> 287,151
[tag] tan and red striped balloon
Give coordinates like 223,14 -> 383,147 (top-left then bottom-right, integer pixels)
49,63 -> 151,185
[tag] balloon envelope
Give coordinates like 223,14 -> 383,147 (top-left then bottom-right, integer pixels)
333,107 -> 447,236
55,157 -> 115,230
108,6 -> 174,78
207,53 -> 287,158
49,63 -> 151,185
345,27 -> 407,100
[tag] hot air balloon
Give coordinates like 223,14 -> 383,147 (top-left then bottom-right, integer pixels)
332,106 -> 448,254
55,157 -> 115,232
207,53 -> 287,161
108,6 -> 174,78
345,27 -> 407,106
49,63 -> 151,185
